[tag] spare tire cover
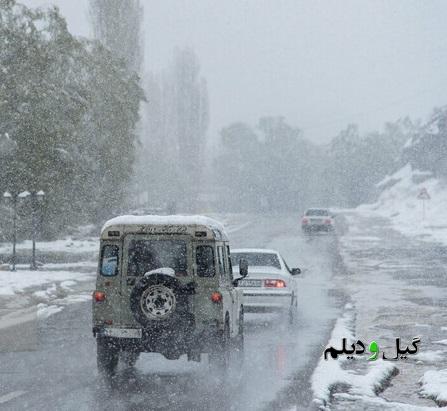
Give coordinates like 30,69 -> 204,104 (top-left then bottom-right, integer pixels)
130,273 -> 185,327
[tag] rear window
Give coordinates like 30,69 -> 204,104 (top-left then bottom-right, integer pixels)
101,245 -> 119,276
230,252 -> 281,270
196,245 -> 216,277
305,209 -> 329,216
127,240 -> 187,276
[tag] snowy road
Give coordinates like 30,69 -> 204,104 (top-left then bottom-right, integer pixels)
0,214 -> 342,410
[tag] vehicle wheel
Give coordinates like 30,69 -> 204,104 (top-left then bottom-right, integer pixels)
209,322 -> 230,370
234,309 -> 245,374
288,295 -> 298,325
97,337 -> 119,376
236,308 -> 244,354
120,351 -> 140,367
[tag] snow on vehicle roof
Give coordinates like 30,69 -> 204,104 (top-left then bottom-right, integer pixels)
102,214 -> 226,234
231,248 -> 279,255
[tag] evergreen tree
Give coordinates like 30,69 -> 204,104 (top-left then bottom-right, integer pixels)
0,1 -> 144,237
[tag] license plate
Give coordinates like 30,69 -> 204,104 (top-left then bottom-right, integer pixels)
238,279 -> 262,287
310,219 -> 322,224
102,328 -> 142,338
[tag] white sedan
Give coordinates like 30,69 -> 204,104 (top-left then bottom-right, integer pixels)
301,208 -> 335,233
230,248 -> 301,323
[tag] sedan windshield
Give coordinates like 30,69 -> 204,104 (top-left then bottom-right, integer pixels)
127,240 -> 187,276
231,252 -> 281,269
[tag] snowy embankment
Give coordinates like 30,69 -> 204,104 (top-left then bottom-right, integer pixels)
311,303 -> 398,409
0,236 -> 98,321
358,163 -> 447,245
0,267 -> 95,323
0,268 -> 94,296
420,370 -> 447,406
0,237 -> 98,254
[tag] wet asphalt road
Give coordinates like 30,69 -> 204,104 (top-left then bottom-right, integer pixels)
0,214 -> 342,411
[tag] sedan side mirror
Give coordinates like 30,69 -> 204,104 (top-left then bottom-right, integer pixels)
239,259 -> 248,278
291,268 -> 301,275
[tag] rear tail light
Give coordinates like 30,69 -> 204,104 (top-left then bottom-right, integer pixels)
210,291 -> 223,303
302,218 -> 309,224
324,219 -> 332,224
93,291 -> 106,302
264,279 -> 286,288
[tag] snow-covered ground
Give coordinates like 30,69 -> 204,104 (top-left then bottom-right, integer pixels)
358,163 -> 447,245
0,268 -> 94,296
420,369 -> 447,406
0,265 -> 95,336
0,237 -> 98,254
318,206 -> 447,409
311,302 -> 399,410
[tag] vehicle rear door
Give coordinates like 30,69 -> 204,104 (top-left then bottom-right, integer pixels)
95,241 -> 123,325
194,242 -> 222,325
121,234 -> 191,326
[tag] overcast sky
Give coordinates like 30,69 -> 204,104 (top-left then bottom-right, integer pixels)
22,0 -> 447,143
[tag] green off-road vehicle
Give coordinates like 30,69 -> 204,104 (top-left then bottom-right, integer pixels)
92,215 -> 246,376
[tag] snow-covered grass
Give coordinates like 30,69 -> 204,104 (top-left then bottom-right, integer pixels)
358,163 -> 447,245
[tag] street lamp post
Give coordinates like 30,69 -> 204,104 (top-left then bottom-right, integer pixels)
3,190 -> 45,271
3,191 -> 18,271
29,191 -> 45,270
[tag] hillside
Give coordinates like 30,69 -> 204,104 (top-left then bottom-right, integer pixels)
357,163 -> 447,245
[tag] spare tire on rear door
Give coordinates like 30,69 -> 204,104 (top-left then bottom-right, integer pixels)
130,273 -> 192,328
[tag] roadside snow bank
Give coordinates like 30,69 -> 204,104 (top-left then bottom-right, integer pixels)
312,305 -> 356,406
37,303 -> 63,319
0,238 -> 98,254
0,269 -> 93,295
420,369 -> 447,406
358,163 -> 447,245
311,304 -> 398,409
